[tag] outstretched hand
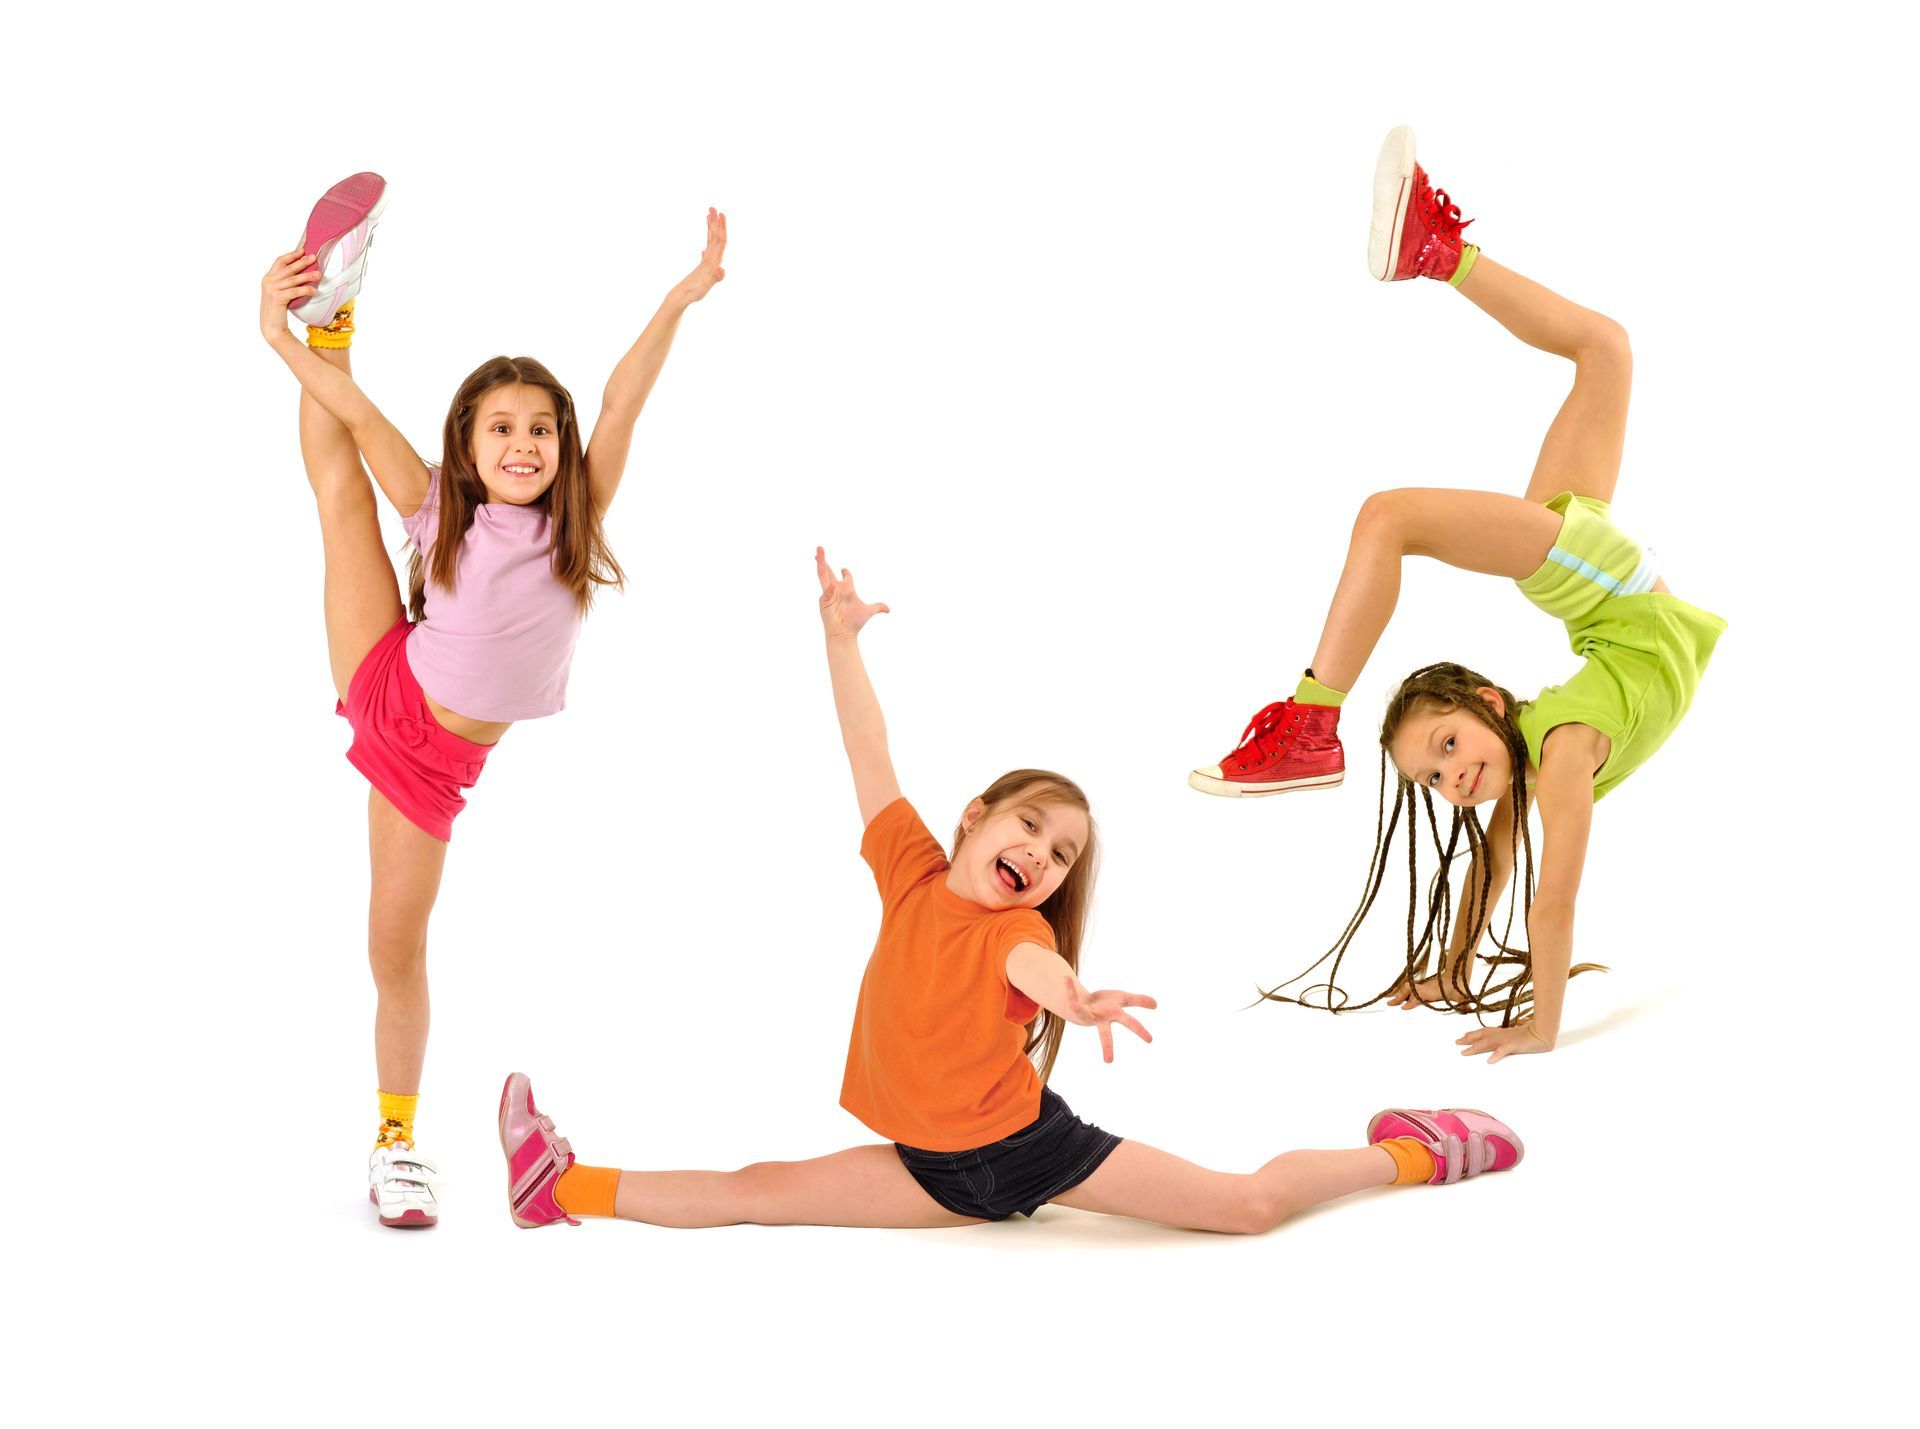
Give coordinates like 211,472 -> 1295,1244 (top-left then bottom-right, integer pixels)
673,208 -> 727,305
816,547 -> 890,638
1064,980 -> 1157,1064
260,248 -> 321,343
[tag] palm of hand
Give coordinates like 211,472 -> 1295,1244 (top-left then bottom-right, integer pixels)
815,547 -> 888,636
681,208 -> 728,300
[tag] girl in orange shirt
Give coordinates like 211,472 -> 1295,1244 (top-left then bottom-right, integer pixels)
494,550 -> 1524,1231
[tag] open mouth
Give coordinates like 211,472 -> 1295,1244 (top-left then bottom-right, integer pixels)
502,464 -> 541,479
995,857 -> 1030,895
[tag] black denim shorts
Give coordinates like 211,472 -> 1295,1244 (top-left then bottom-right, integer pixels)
895,1088 -> 1122,1222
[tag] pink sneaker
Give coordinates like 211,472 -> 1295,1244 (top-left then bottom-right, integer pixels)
1368,126 -> 1474,283
1189,699 -> 1344,797
291,171 -> 387,326
498,1072 -> 579,1228
1368,1107 -> 1523,1186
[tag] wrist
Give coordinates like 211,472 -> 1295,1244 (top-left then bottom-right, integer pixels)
1524,1020 -> 1556,1050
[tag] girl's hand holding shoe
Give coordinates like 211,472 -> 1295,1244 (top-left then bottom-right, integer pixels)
260,248 -> 320,343
1064,979 -> 1158,1064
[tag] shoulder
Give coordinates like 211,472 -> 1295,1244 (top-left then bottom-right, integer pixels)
402,466 -> 442,533
1538,720 -> 1611,773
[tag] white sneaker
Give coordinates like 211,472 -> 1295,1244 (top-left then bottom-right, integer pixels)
292,171 -> 387,327
369,1141 -> 439,1228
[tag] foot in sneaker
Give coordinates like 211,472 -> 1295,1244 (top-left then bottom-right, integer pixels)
1368,126 -> 1475,283
1189,699 -> 1344,797
498,1072 -> 579,1228
368,1141 -> 439,1227
1367,1107 -> 1522,1186
292,171 -> 387,327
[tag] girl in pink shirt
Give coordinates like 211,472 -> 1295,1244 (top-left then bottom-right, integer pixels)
257,174 -> 726,1227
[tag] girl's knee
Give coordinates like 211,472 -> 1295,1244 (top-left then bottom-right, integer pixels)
1353,490 -> 1410,546
1576,317 -> 1631,372
367,931 -> 426,986
1226,1175 -> 1294,1235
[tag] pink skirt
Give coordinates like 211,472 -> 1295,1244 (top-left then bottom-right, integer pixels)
336,618 -> 495,841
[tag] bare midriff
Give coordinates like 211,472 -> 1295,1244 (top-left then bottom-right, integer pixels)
423,691 -> 511,747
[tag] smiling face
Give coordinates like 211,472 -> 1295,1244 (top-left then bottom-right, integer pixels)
468,382 -> 562,505
1387,689 -> 1517,809
947,795 -> 1090,911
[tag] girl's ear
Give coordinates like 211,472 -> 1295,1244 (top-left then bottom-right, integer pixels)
1476,686 -> 1507,718
959,797 -> 987,837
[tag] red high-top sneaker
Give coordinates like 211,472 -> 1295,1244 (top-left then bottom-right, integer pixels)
1189,699 -> 1345,797
1368,126 -> 1474,283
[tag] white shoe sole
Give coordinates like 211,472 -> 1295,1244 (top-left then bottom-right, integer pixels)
1368,125 -> 1417,281
1187,769 -> 1345,797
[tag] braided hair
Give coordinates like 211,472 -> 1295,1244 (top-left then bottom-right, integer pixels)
1259,662 -> 1603,1028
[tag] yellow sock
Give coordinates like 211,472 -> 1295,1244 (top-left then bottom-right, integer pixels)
1448,244 -> 1480,289
1380,1136 -> 1436,1185
307,298 -> 356,350
376,1089 -> 418,1147
555,1164 -> 621,1218
1294,670 -> 1347,708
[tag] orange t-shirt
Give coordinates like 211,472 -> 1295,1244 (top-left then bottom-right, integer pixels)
839,798 -> 1051,1152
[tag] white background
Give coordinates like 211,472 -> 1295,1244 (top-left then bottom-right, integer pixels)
7,2 -> 1909,1423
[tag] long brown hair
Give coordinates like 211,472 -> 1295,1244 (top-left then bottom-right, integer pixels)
407,355 -> 625,621
1261,662 -> 1604,1028
951,769 -> 1100,1085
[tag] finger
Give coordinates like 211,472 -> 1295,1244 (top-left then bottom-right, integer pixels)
815,546 -> 833,589
1122,994 -> 1158,1010
872,603 -> 891,615
1116,1015 -> 1152,1043
1487,1047 -> 1507,1065
1099,1021 -> 1114,1063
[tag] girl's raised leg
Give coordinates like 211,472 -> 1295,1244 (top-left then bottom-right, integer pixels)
1050,1138 -> 1397,1233
1453,256 -> 1634,506
607,1145 -> 980,1229
298,343 -> 405,701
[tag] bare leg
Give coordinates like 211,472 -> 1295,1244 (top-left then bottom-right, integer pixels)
609,1144 -> 980,1229
367,790 -> 447,1094
1454,256 -> 1633,507
295,344 -> 441,1100
1051,1139 -> 1398,1233
298,345 -> 405,699
1305,259 -> 1638,691
1308,488 -> 1562,691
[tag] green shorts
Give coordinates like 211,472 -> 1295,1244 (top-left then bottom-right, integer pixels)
1515,492 -> 1659,625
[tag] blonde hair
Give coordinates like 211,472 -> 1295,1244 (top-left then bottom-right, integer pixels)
951,769 -> 1099,1084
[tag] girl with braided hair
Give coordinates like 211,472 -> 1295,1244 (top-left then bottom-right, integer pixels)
1189,128 -> 1725,1061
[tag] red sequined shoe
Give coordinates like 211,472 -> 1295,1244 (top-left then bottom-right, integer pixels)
1368,126 -> 1474,283
1189,699 -> 1344,797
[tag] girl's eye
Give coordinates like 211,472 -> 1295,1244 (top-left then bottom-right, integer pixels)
1444,737 -> 1455,754
1023,818 -> 1036,832
1427,773 -> 1440,788
1054,851 -> 1068,866
534,426 -> 550,436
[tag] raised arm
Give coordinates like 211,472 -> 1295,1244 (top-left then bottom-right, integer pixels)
816,548 -> 902,827
1005,945 -> 1157,1065
585,208 -> 727,514
259,248 -> 430,515
1459,728 -> 1599,1062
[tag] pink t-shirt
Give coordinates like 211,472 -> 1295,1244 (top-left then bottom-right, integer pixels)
401,468 -> 582,722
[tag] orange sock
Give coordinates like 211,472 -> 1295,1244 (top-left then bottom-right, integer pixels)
555,1163 -> 621,1218
1379,1137 -> 1436,1186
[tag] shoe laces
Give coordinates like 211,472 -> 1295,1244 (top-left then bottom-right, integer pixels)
1230,700 -> 1300,769
1415,171 -> 1473,245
